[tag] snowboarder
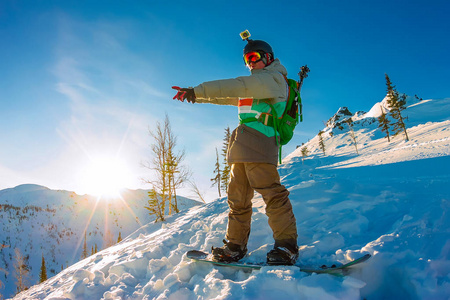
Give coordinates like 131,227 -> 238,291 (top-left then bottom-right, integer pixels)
172,36 -> 298,265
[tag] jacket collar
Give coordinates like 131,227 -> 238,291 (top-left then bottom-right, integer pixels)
251,59 -> 287,76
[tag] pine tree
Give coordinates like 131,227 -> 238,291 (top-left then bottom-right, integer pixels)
165,152 -> 174,216
385,74 -> 409,141
144,188 -> 165,222
318,130 -> 326,155
81,231 -> 89,259
117,232 -> 122,243
165,151 -> 179,214
378,104 -> 391,142
220,127 -> 231,194
39,254 -> 47,283
211,148 -> 222,198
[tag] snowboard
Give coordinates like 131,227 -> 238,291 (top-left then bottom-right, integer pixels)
186,250 -> 371,275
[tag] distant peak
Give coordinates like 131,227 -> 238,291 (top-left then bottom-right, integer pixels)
326,107 -> 353,129
12,184 -> 49,192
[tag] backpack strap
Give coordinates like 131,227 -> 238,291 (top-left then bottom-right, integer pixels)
240,112 -> 275,127
269,73 -> 290,164
268,103 -> 283,164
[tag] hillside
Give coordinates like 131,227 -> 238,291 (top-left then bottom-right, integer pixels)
9,97 -> 450,299
0,186 -> 202,299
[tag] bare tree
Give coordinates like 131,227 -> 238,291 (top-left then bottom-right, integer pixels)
103,229 -> 114,248
143,115 -> 169,217
300,146 -> 309,164
318,130 -> 326,155
0,267 -> 6,298
188,180 -> 206,203
344,118 -> 359,155
143,114 -> 190,220
0,244 -> 8,294
13,248 -> 30,294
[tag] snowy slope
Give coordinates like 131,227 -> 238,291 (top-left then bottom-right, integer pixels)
11,97 -> 450,299
0,186 -> 202,299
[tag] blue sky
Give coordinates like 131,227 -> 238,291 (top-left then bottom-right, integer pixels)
1,0 -> 449,200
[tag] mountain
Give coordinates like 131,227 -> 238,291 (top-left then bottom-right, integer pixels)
325,106 -> 354,129
8,97 -> 450,299
0,185 -> 202,299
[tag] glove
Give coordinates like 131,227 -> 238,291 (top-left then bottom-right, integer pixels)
172,86 -> 196,103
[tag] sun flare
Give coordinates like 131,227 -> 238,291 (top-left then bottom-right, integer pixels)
80,157 -> 132,198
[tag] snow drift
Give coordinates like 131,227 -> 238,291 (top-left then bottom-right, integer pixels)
9,97 -> 450,299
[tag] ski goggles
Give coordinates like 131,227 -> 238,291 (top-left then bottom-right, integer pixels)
243,51 -> 263,65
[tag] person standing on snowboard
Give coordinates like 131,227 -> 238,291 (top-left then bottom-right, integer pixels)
172,34 -> 298,265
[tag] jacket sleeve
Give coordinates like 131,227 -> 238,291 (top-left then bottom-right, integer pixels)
193,71 -> 287,106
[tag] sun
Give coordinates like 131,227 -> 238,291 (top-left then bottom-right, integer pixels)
80,157 -> 132,198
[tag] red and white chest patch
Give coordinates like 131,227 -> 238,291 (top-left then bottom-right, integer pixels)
238,98 -> 255,114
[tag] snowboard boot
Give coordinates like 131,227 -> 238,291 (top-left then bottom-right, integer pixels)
211,239 -> 247,262
267,246 -> 299,265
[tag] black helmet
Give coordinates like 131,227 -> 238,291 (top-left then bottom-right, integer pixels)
243,39 -> 274,65
243,39 -> 273,56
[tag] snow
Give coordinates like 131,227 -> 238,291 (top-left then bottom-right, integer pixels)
7,97 -> 450,299
0,187 -> 202,298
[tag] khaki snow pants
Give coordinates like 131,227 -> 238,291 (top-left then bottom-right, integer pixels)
225,162 -> 298,249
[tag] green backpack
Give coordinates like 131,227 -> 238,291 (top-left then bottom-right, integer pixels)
240,66 -> 309,163
269,66 -> 309,162
271,76 -> 303,146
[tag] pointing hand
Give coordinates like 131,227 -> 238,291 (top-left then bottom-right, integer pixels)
172,86 -> 196,103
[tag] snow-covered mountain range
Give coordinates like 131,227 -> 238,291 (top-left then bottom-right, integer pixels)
6,96 -> 450,299
0,185 -> 202,299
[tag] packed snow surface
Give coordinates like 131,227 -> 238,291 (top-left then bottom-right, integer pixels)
10,98 -> 450,299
